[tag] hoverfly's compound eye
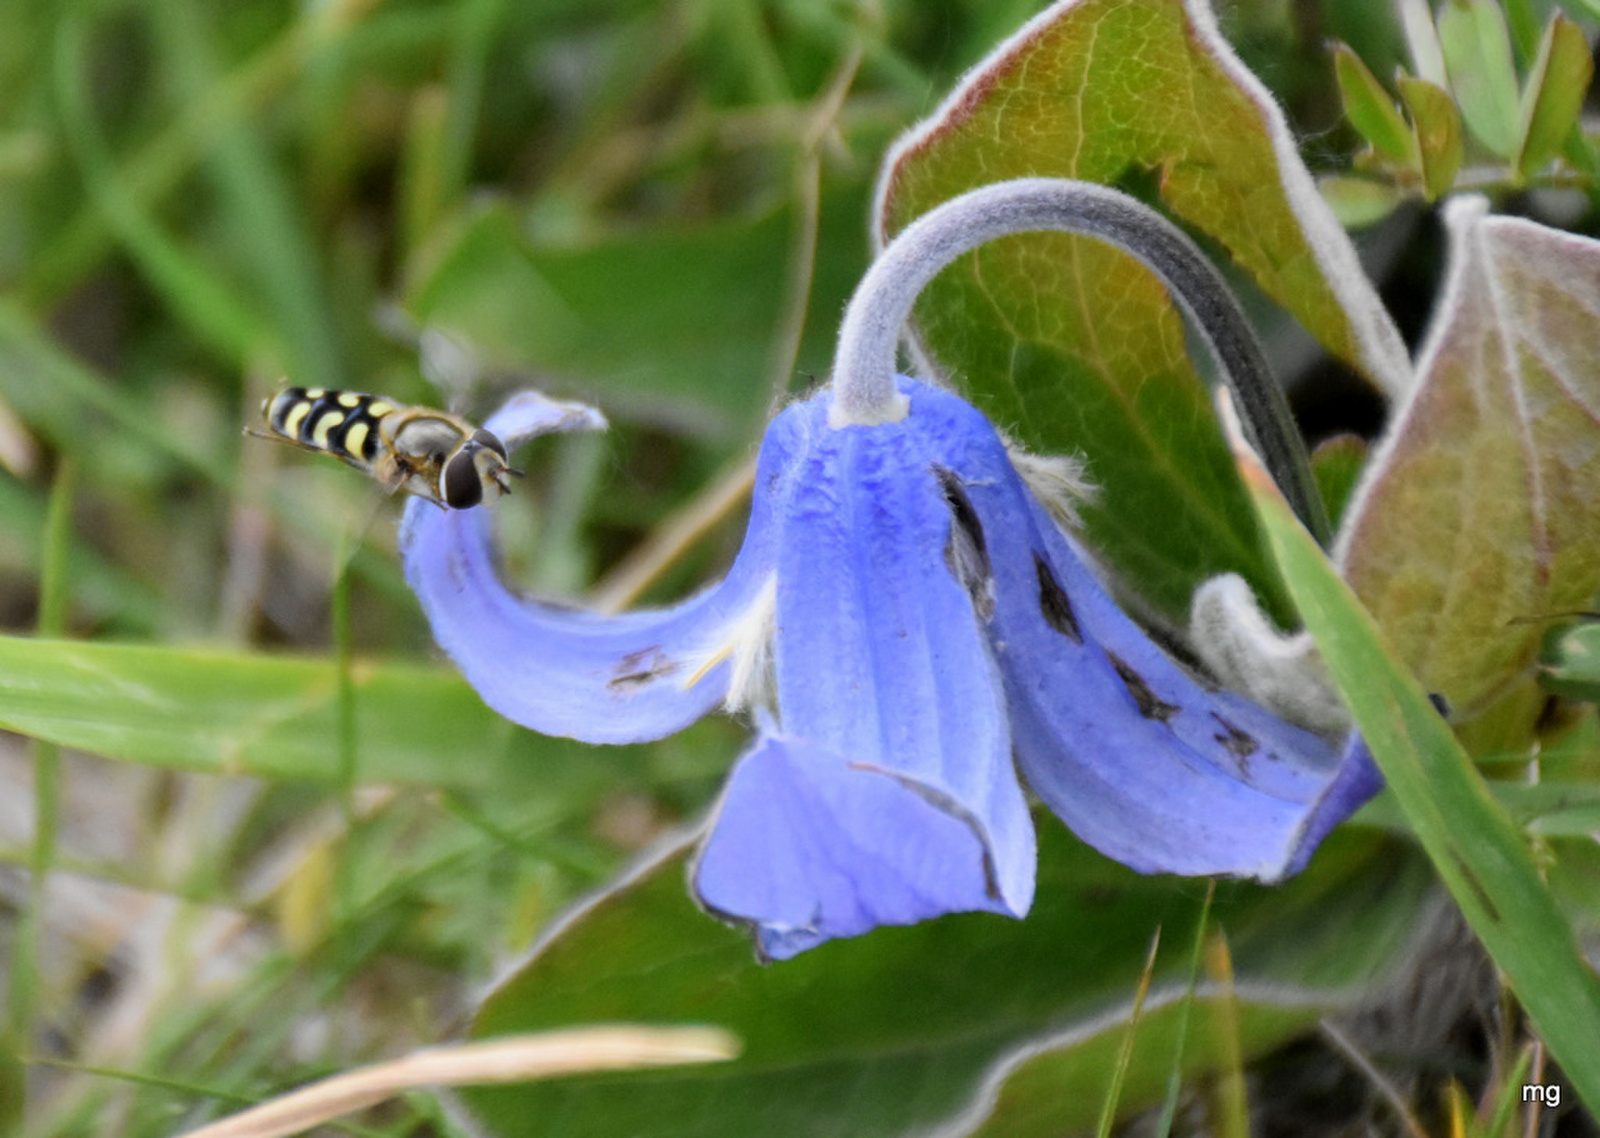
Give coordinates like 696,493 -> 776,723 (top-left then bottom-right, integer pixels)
442,446 -> 486,509
472,428 -> 509,462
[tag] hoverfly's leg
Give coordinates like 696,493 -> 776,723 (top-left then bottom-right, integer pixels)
373,452 -> 420,498
491,466 -> 525,495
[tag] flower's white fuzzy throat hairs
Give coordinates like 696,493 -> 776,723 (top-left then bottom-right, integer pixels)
682,576 -> 778,717
1006,447 -> 1097,531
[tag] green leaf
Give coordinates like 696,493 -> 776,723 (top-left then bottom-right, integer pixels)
1397,0 -> 1450,87
1514,14 -> 1593,179
1317,175 -> 1403,229
873,0 -> 1409,620
1334,44 -> 1415,164
1541,619 -> 1600,703
1498,0 -> 1546,67
1309,433 -> 1368,530
406,192 -> 869,439
1437,0 -> 1522,158
956,1002 -> 1308,1138
1397,75 -> 1465,200
1241,451 -> 1600,1119
457,825 -> 1427,1138
1336,199 -> 1600,722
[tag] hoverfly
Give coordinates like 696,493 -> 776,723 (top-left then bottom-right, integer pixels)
250,386 -> 521,509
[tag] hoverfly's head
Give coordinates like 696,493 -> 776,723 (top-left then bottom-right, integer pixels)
440,428 -> 523,509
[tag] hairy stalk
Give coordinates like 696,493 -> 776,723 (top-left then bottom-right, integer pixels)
830,178 -> 1331,545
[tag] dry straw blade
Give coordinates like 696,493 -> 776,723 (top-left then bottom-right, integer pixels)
171,1026 -> 739,1138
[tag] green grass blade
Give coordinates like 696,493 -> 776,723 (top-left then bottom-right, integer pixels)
1542,619 -> 1600,703
141,1 -> 343,388
1205,932 -> 1249,1138
1239,455 -> 1600,1116
440,0 -> 509,209
4,460 -> 76,1131
0,474 -> 163,634
1096,929 -> 1161,1138
0,299 -> 234,489
0,636 -> 512,788
53,15 -> 274,370
0,303 -> 410,604
1152,881 -> 1214,1138
22,0 -> 382,312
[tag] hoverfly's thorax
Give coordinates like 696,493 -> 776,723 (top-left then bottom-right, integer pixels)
387,412 -> 470,464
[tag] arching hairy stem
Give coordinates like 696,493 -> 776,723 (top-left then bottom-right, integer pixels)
830,177 -> 1332,547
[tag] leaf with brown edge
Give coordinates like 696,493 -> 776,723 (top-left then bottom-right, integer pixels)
877,0 -> 1410,394
1336,197 -> 1600,723
873,0 -> 1409,619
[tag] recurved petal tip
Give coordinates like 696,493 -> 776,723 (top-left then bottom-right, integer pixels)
485,390 -> 608,449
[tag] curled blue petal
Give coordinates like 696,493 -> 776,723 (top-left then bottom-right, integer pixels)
400,397 -> 793,745
483,390 -> 608,447
896,379 -> 1379,879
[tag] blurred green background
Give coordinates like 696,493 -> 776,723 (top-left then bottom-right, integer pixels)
0,1 -> 1525,1135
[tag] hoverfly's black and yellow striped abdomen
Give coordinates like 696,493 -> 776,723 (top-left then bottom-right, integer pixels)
265,387 -> 391,470
255,386 -> 520,510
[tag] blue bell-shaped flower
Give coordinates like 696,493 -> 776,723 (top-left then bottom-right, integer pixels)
402,180 -> 1380,960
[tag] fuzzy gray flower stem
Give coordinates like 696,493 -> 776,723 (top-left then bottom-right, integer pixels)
830,177 -> 1332,547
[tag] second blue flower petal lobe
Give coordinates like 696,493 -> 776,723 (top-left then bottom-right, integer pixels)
695,730 -> 1024,961
903,380 -> 1380,880
692,383 -> 1037,955
772,391 -> 1035,919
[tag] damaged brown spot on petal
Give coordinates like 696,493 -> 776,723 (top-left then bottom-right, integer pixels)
934,465 -> 994,621
1033,553 -> 1082,643
609,645 -> 680,691
1210,712 -> 1260,775
1106,651 -> 1180,724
